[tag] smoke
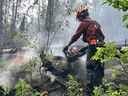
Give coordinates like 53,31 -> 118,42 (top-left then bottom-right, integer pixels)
0,48 -> 37,88
53,0 -> 128,49
0,0 -> 127,90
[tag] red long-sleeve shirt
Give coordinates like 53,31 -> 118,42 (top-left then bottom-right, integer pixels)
71,17 -> 104,44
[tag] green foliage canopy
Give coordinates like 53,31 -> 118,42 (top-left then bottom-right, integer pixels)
103,0 -> 128,29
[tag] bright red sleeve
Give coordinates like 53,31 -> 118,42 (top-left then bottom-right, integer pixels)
71,22 -> 85,42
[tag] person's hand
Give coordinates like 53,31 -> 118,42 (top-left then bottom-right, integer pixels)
63,46 -> 68,52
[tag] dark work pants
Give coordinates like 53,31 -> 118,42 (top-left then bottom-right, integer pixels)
86,45 -> 104,93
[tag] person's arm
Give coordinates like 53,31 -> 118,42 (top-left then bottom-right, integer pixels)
63,22 -> 85,51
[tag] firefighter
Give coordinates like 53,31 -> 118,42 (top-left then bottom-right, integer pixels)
63,7 -> 105,94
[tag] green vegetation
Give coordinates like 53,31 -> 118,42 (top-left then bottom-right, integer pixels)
93,80 -> 128,96
21,57 -> 38,83
0,79 -> 48,96
91,42 -> 128,96
1,0 -> 128,96
15,79 -> 48,96
91,41 -> 128,96
91,1 -> 128,95
65,75 -> 83,96
103,0 -> 128,29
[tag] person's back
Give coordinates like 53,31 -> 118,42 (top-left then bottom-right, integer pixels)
72,16 -> 105,45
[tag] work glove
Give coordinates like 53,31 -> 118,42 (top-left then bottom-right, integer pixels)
63,46 -> 68,52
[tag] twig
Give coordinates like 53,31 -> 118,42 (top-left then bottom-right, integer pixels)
114,58 -> 128,76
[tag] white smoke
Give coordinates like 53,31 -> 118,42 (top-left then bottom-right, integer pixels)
0,0 -> 127,89
0,48 -> 37,88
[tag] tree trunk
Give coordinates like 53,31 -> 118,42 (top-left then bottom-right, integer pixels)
45,0 -> 54,31
20,16 -> 25,32
4,0 -> 9,30
0,0 -> 4,49
45,0 -> 54,50
10,0 -> 19,31
0,0 -> 3,34
38,0 -> 41,33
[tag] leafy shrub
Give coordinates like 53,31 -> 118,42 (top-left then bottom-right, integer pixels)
21,57 -> 38,83
92,42 -> 128,95
65,75 -> 83,96
93,80 -> 128,96
15,79 -> 48,96
92,42 -> 128,76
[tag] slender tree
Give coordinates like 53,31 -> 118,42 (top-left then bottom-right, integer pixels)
10,0 -> 21,31
0,0 -> 4,49
45,0 -> 55,50
0,0 -> 3,34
